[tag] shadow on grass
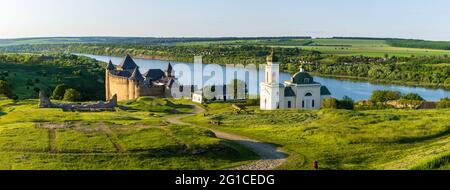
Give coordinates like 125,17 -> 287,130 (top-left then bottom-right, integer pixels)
396,127 -> 450,144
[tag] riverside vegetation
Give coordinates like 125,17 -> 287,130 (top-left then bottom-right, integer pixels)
2,37 -> 450,89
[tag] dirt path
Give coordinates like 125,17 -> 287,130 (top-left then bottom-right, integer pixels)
97,124 -> 125,153
166,104 -> 287,170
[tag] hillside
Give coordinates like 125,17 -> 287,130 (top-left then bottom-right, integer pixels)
0,97 -> 257,170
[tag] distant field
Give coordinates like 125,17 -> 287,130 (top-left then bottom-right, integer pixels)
183,103 -> 450,170
0,97 -> 257,170
178,38 -> 450,57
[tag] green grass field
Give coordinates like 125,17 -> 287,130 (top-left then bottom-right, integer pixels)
183,103 -> 450,170
0,97 -> 257,170
178,38 -> 450,57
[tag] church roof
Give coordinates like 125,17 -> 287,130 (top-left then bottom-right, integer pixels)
284,87 -> 296,97
106,60 -> 115,70
119,54 -> 138,70
291,71 -> 315,85
144,69 -> 165,81
129,67 -> 144,81
321,86 -> 331,96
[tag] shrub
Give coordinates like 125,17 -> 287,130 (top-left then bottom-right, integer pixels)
322,98 -> 338,109
437,97 -> 450,109
370,90 -> 402,103
245,98 -> 260,106
337,96 -> 355,110
63,88 -> 81,102
52,84 -> 69,100
401,93 -> 424,101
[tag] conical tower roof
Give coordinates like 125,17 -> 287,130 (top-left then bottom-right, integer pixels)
129,67 -> 144,81
106,60 -> 115,70
119,54 -> 138,70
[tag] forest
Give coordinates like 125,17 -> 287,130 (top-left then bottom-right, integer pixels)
0,53 -> 105,100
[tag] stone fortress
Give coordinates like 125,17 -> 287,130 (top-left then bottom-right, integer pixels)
105,54 -> 181,101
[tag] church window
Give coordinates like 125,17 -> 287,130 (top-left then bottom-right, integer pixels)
288,101 -> 292,108
312,100 -> 315,108
304,78 -> 310,83
302,101 -> 305,108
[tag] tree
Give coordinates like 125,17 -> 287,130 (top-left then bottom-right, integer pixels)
401,93 -> 424,101
370,90 -> 401,103
52,84 -> 69,100
437,97 -> 450,109
232,79 -> 247,99
322,98 -> 338,109
63,88 -> 81,102
0,80 -> 12,98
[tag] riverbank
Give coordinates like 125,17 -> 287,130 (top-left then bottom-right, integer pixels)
308,72 -> 450,91
85,52 -> 450,91
77,53 -> 450,101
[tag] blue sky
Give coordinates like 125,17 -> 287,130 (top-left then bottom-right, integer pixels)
0,0 -> 449,40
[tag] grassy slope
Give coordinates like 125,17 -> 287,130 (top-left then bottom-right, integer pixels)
0,97 -> 257,170
183,103 -> 450,170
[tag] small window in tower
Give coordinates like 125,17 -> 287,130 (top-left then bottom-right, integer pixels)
302,101 -> 305,108
312,100 -> 315,108
304,78 -> 310,83
288,101 -> 292,108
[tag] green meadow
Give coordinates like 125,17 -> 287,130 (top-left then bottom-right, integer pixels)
0,97 -> 257,170
183,103 -> 450,170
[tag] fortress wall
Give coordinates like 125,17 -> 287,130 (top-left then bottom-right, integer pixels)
108,74 -> 130,101
139,86 -> 165,97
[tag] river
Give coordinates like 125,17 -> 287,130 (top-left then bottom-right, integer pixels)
76,53 -> 450,101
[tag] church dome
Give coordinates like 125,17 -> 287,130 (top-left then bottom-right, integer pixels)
291,71 -> 314,84
266,51 -> 280,63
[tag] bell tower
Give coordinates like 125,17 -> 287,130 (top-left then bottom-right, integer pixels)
260,51 -> 280,110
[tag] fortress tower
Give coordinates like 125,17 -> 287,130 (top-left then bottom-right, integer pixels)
105,55 -> 184,101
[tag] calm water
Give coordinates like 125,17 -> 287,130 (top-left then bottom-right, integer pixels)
77,53 -> 450,101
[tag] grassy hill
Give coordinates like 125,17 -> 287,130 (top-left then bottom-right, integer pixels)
183,103 -> 450,170
0,97 -> 257,170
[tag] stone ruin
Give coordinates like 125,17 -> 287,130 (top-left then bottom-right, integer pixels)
39,91 -> 118,112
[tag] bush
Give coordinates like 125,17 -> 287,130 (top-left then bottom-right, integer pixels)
401,93 -> 424,101
337,96 -> 355,110
322,98 -> 338,109
63,88 -> 81,102
437,97 -> 450,109
52,84 -> 69,100
370,90 -> 402,103
0,80 -> 13,98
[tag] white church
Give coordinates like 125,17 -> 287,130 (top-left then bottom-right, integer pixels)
260,53 -> 332,110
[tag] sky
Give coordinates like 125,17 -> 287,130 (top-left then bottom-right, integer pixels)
0,0 -> 450,40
